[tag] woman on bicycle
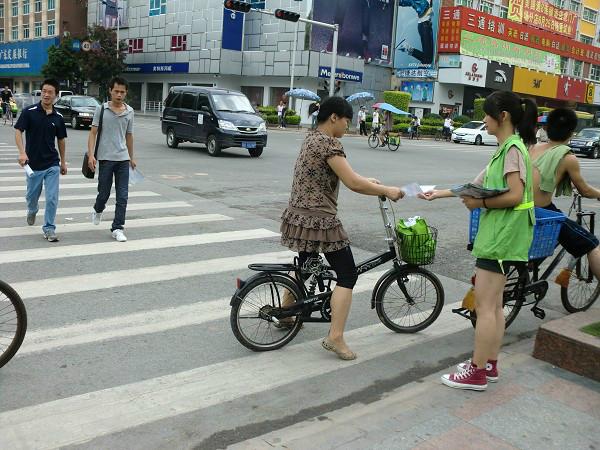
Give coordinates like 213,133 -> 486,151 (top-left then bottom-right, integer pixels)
529,108 -> 600,285
421,91 -> 537,390
280,96 -> 404,360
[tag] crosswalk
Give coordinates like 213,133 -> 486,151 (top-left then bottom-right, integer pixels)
0,141 -> 476,448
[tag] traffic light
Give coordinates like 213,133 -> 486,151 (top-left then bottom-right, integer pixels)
224,0 -> 251,13
274,8 -> 300,22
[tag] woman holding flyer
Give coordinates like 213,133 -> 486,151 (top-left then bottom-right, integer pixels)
420,91 -> 538,391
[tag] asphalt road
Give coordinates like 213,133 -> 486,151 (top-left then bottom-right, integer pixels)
1,117 -> 600,449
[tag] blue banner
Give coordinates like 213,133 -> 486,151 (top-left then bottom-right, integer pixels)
318,66 -> 363,83
125,63 -> 189,74
222,8 -> 244,51
0,38 -> 59,76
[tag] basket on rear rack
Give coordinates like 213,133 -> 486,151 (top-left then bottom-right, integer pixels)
469,207 -> 565,259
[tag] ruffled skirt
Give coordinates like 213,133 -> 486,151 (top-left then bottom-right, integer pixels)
280,207 -> 350,253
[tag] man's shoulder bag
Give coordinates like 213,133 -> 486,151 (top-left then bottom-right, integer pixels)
82,105 -> 105,179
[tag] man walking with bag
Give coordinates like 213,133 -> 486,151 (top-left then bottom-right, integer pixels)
15,79 -> 67,242
87,77 -> 135,242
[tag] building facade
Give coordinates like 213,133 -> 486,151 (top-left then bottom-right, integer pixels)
87,0 -> 394,121
395,0 -> 600,118
0,0 -> 87,93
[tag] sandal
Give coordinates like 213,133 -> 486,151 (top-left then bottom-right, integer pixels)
273,319 -> 303,330
321,338 -> 357,361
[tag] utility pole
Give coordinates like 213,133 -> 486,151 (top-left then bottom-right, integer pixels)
224,1 -> 340,97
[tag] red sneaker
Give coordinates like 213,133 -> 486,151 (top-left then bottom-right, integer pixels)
457,359 -> 498,382
442,363 -> 487,391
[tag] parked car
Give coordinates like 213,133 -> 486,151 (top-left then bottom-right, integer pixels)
54,95 -> 100,129
569,128 -> 600,158
452,121 -> 498,145
161,86 -> 267,157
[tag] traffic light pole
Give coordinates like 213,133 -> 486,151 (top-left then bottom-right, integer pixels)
228,5 -> 339,97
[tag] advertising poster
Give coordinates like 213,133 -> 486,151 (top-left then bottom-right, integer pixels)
485,61 -> 515,91
394,0 -> 440,77
101,0 -> 128,28
507,0 -> 577,38
512,67 -> 558,98
401,81 -> 434,103
310,0 -> 394,63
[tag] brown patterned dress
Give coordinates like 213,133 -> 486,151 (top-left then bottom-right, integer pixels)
280,130 -> 351,253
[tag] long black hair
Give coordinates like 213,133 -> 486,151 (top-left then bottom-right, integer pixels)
317,96 -> 353,124
483,91 -> 538,146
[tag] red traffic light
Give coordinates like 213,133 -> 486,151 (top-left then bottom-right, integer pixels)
274,8 -> 300,22
224,0 -> 251,13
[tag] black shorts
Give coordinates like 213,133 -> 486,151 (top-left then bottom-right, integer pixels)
299,246 -> 357,289
544,203 -> 599,258
475,259 -> 524,274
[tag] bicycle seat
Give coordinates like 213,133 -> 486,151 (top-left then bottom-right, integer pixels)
248,263 -> 297,272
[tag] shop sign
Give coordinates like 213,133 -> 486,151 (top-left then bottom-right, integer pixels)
125,63 -> 190,73
556,77 -> 586,103
460,30 -> 559,74
438,55 -> 487,87
0,38 -> 59,76
512,67 -> 558,98
439,7 -> 600,66
507,0 -> 577,39
485,61 -> 515,90
438,7 -> 462,53
318,66 -> 363,83
438,54 -> 461,68
593,84 -> 600,105
586,83 -> 595,104
395,68 -> 438,78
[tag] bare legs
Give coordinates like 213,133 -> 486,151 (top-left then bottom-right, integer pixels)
327,286 -> 353,354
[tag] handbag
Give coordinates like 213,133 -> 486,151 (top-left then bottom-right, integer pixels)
82,105 -> 105,179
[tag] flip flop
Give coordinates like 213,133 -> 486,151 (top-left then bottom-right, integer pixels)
321,338 -> 357,361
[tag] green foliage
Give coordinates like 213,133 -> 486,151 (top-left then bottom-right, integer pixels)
258,106 -> 276,114
392,124 -> 439,135
265,114 -> 279,124
286,115 -> 301,125
421,117 -> 443,126
382,91 -> 411,113
473,98 -> 486,121
454,115 -> 471,123
79,25 -> 127,100
285,109 -> 297,117
424,113 -> 443,121
41,37 -> 83,89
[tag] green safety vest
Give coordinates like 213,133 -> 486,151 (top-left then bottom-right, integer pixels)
472,135 -> 535,262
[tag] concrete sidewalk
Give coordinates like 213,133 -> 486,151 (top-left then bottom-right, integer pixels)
229,338 -> 600,450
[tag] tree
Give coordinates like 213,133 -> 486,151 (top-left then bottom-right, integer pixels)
473,98 -> 485,120
79,25 -> 127,100
41,37 -> 84,90
383,91 -> 411,113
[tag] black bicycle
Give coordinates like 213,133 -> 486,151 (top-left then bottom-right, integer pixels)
368,128 -> 401,151
230,197 -> 445,351
455,190 -> 600,328
0,280 -> 27,368
408,126 -> 420,140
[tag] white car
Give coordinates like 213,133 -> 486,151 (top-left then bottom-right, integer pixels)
452,121 -> 498,146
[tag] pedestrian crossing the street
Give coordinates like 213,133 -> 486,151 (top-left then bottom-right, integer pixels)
0,157 -> 472,449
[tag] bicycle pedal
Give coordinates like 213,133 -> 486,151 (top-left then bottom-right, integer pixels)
531,306 -> 546,320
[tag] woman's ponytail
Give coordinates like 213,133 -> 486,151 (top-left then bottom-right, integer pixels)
517,98 -> 538,147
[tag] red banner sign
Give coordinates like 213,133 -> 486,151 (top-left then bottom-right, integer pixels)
438,7 -> 461,53
556,77 -> 587,102
438,6 -> 600,66
508,0 -> 577,39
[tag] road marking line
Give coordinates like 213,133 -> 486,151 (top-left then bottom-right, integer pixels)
0,201 -> 191,219
0,214 -> 232,238
0,228 -> 279,264
10,250 -> 294,299
20,271 -> 388,355
0,183 -> 96,192
0,302 -> 467,450
0,174 -> 90,182
0,191 -> 160,204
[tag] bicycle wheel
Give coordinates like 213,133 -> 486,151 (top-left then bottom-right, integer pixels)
469,264 -> 525,329
375,267 -> 444,333
368,134 -> 379,149
388,139 -> 400,152
0,280 -> 27,368
434,132 -> 441,141
230,274 -> 304,351
561,256 -> 600,312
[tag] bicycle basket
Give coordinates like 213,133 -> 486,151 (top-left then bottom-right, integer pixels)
389,135 -> 400,145
396,217 -> 437,265
469,207 -> 565,260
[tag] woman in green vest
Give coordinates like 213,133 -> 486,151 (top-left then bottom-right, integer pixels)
421,91 -> 538,391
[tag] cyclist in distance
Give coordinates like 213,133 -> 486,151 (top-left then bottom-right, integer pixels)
529,108 -> 600,285
280,96 -> 404,361
420,91 -> 538,391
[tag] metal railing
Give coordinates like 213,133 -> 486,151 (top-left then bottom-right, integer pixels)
143,101 -> 164,114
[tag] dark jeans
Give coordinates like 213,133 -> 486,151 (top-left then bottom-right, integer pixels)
94,160 -> 130,231
412,20 -> 434,65
359,121 -> 367,136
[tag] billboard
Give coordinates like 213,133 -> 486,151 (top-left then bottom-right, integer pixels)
461,30 -> 560,74
512,67 -> 558,98
438,55 -> 487,87
485,61 -> 514,91
394,0 -> 440,77
310,0 -> 394,63
400,81 -> 434,103
0,38 -> 59,76
101,0 -> 128,28
507,0 -> 577,38
556,77 -> 587,103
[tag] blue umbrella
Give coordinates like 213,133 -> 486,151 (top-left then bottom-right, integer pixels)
372,102 -> 410,115
346,92 -> 375,103
284,88 -> 320,101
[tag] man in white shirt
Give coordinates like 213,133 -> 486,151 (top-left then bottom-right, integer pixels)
358,106 -> 367,136
443,116 -> 453,139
